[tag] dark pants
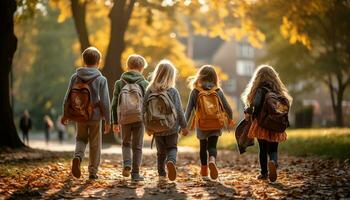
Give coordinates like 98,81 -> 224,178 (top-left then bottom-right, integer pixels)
155,133 -> 178,176
45,129 -> 50,144
22,131 -> 29,144
58,131 -> 64,143
199,136 -> 219,166
258,139 -> 278,175
121,122 -> 144,174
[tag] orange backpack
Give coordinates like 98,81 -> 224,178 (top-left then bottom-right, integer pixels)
194,86 -> 228,131
64,75 -> 100,123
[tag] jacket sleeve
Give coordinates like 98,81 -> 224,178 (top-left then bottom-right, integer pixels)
218,89 -> 233,120
245,88 -> 265,115
100,77 -> 110,124
62,74 -> 75,116
111,80 -> 121,124
185,89 -> 197,122
172,88 -> 187,129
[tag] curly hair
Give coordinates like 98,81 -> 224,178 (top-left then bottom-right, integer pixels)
241,65 -> 293,107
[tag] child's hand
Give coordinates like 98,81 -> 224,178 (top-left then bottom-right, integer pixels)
244,113 -> 251,121
61,116 -> 69,125
229,120 -> 236,128
113,124 -> 120,135
147,131 -> 153,136
181,128 -> 189,136
104,124 -> 111,134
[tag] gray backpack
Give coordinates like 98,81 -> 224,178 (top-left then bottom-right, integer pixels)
117,79 -> 143,125
144,90 -> 177,133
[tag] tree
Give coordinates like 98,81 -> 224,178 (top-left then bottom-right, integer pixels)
246,0 -> 350,126
0,0 -> 25,148
55,0 -> 265,96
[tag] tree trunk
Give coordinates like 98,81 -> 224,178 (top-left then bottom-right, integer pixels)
70,0 -> 90,52
101,0 -> 135,143
326,74 -> 345,127
0,0 -> 25,148
103,0 -> 135,97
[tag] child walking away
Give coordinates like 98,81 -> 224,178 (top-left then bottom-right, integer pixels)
62,47 -> 110,180
111,54 -> 149,182
241,65 -> 292,182
143,60 -> 188,181
185,65 -> 234,180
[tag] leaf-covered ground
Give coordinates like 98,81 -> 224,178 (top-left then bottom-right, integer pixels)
0,149 -> 350,200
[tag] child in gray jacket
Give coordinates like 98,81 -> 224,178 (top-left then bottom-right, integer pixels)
143,60 -> 189,181
62,47 -> 110,180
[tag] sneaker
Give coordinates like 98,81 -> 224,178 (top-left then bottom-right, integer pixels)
89,174 -> 98,180
200,165 -> 208,177
166,161 -> 177,181
257,174 -> 268,180
122,166 -> 131,177
268,160 -> 277,182
131,173 -> 144,182
71,157 -> 81,178
208,156 -> 218,180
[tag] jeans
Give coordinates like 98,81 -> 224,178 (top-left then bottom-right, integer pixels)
258,139 -> 278,175
199,136 -> 219,166
74,121 -> 101,175
155,133 -> 178,176
121,122 -> 144,174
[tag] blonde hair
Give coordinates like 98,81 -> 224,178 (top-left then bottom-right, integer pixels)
82,46 -> 101,66
127,54 -> 147,70
147,60 -> 177,91
188,65 -> 219,89
241,65 -> 293,107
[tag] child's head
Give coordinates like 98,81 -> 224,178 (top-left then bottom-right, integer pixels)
148,60 -> 177,91
188,65 -> 219,89
241,65 -> 293,106
82,47 -> 101,67
126,54 -> 147,72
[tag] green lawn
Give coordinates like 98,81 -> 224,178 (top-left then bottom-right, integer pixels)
178,128 -> 350,160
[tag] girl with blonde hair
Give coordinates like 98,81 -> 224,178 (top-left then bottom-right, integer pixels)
242,65 -> 292,182
143,60 -> 188,181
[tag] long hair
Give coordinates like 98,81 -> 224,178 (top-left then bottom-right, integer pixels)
188,65 -> 219,89
241,65 -> 293,107
147,60 -> 177,91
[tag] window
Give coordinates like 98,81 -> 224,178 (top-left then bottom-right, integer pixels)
239,43 -> 254,58
224,78 -> 236,93
236,60 -> 255,76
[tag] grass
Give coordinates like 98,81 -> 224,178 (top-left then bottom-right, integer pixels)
178,128 -> 350,160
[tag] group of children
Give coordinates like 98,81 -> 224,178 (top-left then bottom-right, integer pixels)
62,46 -> 292,183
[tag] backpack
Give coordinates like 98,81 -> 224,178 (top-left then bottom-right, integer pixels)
257,88 -> 290,132
195,86 -> 228,131
117,79 -> 143,125
64,75 -> 100,123
144,90 -> 177,133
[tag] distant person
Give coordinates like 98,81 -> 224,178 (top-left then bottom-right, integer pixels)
62,46 -> 110,180
143,60 -> 188,182
43,115 -> 54,144
242,65 -> 292,182
185,65 -> 235,180
19,110 -> 32,145
111,54 -> 149,182
56,116 -> 66,144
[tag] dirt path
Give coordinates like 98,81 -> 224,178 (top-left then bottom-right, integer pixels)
1,150 -> 350,199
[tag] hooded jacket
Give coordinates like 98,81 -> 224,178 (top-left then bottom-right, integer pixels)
111,71 -> 149,124
63,67 -> 110,123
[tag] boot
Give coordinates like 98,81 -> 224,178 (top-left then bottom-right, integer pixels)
200,165 -> 208,177
268,160 -> 277,182
208,156 -> 218,180
71,157 -> 81,178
